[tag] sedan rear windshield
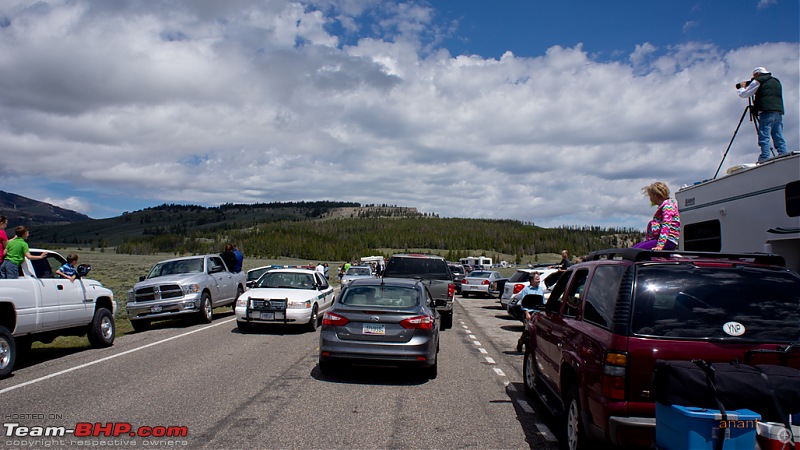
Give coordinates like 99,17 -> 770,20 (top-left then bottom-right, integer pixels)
340,286 -> 419,308
631,265 -> 800,342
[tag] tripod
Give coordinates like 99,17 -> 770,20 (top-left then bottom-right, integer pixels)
714,98 -> 770,179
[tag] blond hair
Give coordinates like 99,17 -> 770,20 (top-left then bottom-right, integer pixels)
643,181 -> 670,199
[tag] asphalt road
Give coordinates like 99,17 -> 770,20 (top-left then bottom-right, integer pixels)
0,295 -> 564,450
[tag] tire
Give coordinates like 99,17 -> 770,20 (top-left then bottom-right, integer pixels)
234,286 -> 244,309
565,385 -> 588,450
237,320 -> 251,333
0,325 -> 16,379
306,304 -> 319,332
523,347 -> 539,397
198,292 -> 213,324
131,319 -> 151,333
88,308 -> 115,348
441,311 -> 453,330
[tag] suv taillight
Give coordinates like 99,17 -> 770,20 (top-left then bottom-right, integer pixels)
602,351 -> 628,400
322,312 -> 349,326
448,283 -> 455,297
400,315 -> 434,329
513,283 -> 524,294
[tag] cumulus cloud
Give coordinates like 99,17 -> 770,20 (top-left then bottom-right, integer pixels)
0,0 -> 797,229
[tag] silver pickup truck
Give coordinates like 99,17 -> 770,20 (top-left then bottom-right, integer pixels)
0,249 -> 116,378
126,254 -> 246,331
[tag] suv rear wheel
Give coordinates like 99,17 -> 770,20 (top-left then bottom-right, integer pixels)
523,347 -> 539,397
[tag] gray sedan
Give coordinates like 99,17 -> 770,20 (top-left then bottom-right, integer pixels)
460,270 -> 504,298
318,278 -> 443,378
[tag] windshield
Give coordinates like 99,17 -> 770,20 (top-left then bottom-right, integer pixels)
340,285 -> 419,308
247,268 -> 270,282
147,258 -> 204,278
631,265 -> 800,342
347,267 -> 372,276
257,272 -> 315,289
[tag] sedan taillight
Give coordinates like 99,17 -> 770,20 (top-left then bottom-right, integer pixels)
461,279 -> 469,284
322,311 -> 349,326
482,280 -> 490,285
400,315 -> 434,330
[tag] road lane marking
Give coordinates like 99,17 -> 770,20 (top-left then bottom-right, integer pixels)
473,340 -> 481,346
517,399 -> 534,413
0,318 -> 237,395
468,334 -> 476,339
485,357 -> 496,364
493,368 -> 505,377
534,421 -> 558,441
478,348 -> 488,354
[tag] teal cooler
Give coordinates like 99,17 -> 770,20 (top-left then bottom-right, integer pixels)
656,403 -> 761,450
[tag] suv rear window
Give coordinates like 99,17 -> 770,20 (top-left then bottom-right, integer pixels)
384,257 -> 450,280
631,265 -> 800,342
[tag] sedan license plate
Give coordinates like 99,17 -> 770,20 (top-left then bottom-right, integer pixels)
362,324 -> 385,335
469,286 -> 478,290
260,312 -> 274,320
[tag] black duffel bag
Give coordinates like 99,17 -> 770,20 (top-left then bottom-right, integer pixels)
652,359 -> 800,423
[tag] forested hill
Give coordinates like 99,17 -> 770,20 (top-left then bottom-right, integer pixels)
33,201 -> 643,262
0,190 -> 91,227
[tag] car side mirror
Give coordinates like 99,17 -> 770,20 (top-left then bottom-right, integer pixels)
433,299 -> 448,308
139,275 -> 146,282
76,264 -> 91,278
521,294 -> 545,310
246,281 -> 256,288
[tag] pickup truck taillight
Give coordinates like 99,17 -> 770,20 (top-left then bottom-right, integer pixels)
602,351 -> 628,401
448,283 -> 455,298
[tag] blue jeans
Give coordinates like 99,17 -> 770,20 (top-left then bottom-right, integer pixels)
0,260 -> 20,279
758,111 -> 788,162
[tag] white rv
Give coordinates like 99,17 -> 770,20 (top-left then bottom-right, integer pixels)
459,256 -> 493,268
675,152 -> 800,273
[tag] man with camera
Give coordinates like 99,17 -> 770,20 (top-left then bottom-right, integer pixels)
737,67 -> 788,163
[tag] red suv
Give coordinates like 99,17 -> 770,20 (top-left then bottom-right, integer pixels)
522,248 -> 800,449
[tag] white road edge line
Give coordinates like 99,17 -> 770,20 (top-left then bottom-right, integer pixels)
0,317 -> 236,395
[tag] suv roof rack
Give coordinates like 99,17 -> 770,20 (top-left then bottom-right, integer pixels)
585,248 -> 786,267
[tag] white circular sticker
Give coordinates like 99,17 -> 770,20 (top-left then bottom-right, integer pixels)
723,321 -> 746,336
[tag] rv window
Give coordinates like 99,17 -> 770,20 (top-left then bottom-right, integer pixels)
683,220 -> 721,252
786,180 -> 800,217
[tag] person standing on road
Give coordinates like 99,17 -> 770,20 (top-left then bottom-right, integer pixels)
0,226 -> 48,279
633,182 -> 680,251
513,272 -> 544,352
737,67 -> 788,162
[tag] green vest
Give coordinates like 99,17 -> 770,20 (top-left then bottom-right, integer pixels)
754,75 -> 784,114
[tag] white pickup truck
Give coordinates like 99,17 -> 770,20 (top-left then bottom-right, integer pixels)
0,249 -> 117,378
126,254 -> 246,332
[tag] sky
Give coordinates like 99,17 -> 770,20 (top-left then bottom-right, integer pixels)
0,0 -> 798,229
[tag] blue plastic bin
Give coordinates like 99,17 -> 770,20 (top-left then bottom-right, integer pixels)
656,403 -> 761,450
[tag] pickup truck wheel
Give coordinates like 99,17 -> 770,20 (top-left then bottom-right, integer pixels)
306,304 -> 319,332
565,385 -> 588,450
523,347 -> 539,397
198,292 -> 213,324
0,326 -> 15,378
441,311 -> 453,330
88,308 -> 115,348
131,319 -> 151,332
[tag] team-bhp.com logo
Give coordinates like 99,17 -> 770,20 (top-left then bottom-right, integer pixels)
4,422 -> 189,438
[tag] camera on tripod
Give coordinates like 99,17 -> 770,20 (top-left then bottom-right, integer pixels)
735,80 -> 752,89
